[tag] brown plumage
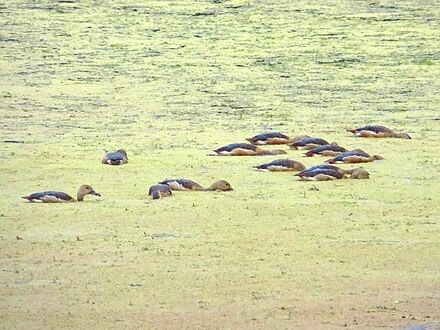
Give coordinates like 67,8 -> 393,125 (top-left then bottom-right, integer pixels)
102,149 -> 128,165
288,137 -> 330,150
246,132 -> 291,145
305,144 -> 348,157
295,165 -> 346,181
295,165 -> 370,181
326,150 -> 384,164
213,143 -> 287,156
22,185 -> 101,203
254,159 -> 306,172
347,125 -> 411,139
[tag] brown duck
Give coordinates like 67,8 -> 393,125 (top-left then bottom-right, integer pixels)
304,144 -> 348,157
348,125 -> 411,139
149,184 -> 172,200
295,165 -> 369,181
22,185 -> 101,203
213,143 -> 287,156
325,149 -> 384,164
245,132 -> 308,145
159,179 -> 233,191
246,132 -> 291,145
102,149 -> 128,165
254,159 -> 306,172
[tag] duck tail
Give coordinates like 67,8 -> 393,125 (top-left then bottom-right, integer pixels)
347,129 -> 356,134
305,152 -> 314,157
22,196 -> 32,201
326,159 -> 336,164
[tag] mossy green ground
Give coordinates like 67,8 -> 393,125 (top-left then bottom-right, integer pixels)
1,0 -> 440,328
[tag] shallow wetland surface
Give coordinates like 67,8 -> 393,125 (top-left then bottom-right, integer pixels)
1,0 -> 440,328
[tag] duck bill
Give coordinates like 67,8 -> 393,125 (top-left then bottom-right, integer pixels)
91,190 -> 101,197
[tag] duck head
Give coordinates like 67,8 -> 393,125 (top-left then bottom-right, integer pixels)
346,168 -> 370,179
394,132 -> 411,139
206,180 -> 233,191
116,149 -> 128,159
77,185 -> 101,201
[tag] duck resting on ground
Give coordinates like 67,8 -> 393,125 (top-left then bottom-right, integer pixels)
347,125 -> 411,139
212,143 -> 287,156
288,137 -> 331,150
246,133 -> 310,145
22,185 -> 101,203
102,149 -> 128,165
295,165 -> 369,181
246,132 -> 291,145
148,184 -> 172,200
325,149 -> 384,164
254,159 -> 306,172
159,179 -> 233,191
304,144 -> 348,157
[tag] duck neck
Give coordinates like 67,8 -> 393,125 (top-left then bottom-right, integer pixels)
77,193 -> 85,201
203,184 -> 215,191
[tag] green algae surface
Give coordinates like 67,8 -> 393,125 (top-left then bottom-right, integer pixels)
1,0 -> 440,328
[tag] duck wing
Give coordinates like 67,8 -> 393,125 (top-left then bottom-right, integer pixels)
290,137 -> 329,148
296,167 -> 344,179
103,151 -> 128,165
355,125 -> 393,134
159,179 -> 204,191
214,143 -> 257,153
23,191 -> 74,202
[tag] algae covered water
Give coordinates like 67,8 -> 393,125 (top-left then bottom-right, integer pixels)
1,1 -> 439,328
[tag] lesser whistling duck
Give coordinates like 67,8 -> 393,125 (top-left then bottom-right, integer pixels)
246,132 -> 291,145
289,137 -> 330,150
348,125 -> 411,139
102,149 -> 128,165
159,179 -> 233,191
22,185 -> 101,203
213,143 -> 287,156
325,149 -> 384,164
304,144 -> 348,157
149,184 -> 172,200
254,159 -> 306,172
295,165 -> 369,181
